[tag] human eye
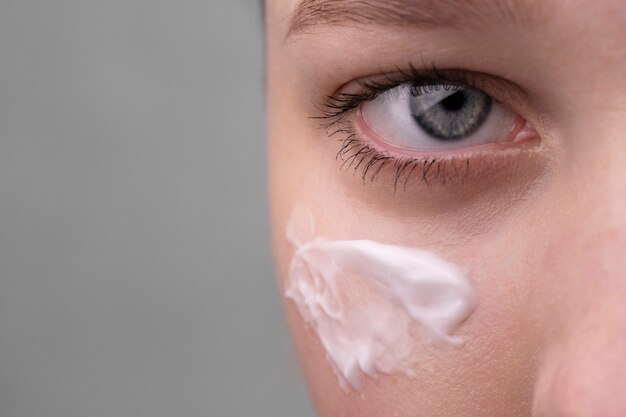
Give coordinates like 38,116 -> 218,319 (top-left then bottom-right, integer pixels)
362,82 -> 525,151
317,66 -> 539,188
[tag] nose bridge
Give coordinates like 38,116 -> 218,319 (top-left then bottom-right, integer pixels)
583,122 -> 626,288
533,221 -> 626,415
559,137 -> 626,323
531,110 -> 626,416
599,110 -> 626,220
558,158 -> 626,300
564,105 -> 626,288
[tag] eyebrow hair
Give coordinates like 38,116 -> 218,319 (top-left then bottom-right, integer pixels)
287,0 -> 542,37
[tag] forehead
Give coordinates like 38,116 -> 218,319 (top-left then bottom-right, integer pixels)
267,0 -> 625,30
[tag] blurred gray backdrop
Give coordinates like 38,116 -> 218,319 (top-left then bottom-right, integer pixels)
0,1 -> 314,416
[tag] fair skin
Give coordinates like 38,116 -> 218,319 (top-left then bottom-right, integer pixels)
266,0 -> 626,415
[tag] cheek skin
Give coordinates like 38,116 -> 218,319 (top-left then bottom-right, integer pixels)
269,175 -> 543,417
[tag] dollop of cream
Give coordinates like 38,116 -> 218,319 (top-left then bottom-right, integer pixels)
285,208 -> 476,392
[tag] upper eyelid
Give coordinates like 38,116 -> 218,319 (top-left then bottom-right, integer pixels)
313,65 -> 529,126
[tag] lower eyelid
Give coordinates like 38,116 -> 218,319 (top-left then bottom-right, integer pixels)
326,103 -> 543,192
354,107 -> 536,160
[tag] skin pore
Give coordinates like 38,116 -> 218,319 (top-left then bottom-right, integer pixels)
266,0 -> 626,416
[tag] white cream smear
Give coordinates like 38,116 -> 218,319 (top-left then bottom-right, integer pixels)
285,208 -> 476,392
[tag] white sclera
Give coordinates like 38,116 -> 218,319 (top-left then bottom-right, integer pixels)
285,208 -> 477,392
361,84 -> 516,150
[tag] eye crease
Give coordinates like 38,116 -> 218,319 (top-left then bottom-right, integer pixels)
315,65 -> 538,188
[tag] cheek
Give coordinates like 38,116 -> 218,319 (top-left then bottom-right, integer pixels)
267,151 -> 544,415
271,205 -> 542,417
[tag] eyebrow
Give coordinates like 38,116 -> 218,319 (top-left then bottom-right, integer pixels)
287,0 -> 541,37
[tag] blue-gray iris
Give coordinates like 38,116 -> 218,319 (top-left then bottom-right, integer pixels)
410,88 -> 492,141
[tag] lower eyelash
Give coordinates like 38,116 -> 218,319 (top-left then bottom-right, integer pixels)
333,122 -> 471,191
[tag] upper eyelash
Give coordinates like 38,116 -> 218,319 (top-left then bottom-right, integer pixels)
312,63 -> 488,128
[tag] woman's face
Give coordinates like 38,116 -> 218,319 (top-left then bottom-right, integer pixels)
265,0 -> 626,415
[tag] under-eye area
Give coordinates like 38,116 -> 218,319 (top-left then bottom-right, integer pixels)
285,208 -> 476,392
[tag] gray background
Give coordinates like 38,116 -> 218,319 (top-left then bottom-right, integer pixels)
0,1 -> 314,416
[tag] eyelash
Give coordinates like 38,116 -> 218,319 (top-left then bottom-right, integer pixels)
314,63 -> 503,190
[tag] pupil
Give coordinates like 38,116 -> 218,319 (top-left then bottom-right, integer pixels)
441,91 -> 465,111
